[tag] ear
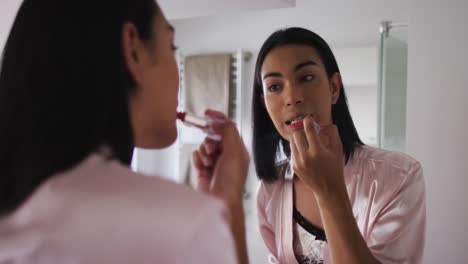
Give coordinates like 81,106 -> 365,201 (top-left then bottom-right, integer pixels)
122,22 -> 144,86
329,72 -> 342,105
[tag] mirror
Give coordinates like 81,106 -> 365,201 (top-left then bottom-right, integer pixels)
131,0 -> 413,262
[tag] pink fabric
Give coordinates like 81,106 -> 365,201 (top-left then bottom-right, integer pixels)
257,145 -> 426,264
0,153 -> 237,264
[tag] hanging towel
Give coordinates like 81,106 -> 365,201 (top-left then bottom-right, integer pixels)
183,54 -> 232,116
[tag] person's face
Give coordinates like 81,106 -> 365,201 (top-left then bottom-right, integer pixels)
260,44 -> 341,142
124,10 -> 179,149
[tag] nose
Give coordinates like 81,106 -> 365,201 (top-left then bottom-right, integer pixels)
285,84 -> 304,106
287,99 -> 303,106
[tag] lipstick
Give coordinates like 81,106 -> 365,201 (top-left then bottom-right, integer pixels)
176,112 -> 222,141
176,112 -> 208,129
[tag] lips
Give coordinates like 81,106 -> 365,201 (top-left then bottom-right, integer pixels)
288,120 -> 304,129
285,115 -> 302,125
285,114 -> 306,130
285,113 -> 308,125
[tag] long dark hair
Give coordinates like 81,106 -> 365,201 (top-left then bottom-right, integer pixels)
0,0 -> 158,215
252,27 -> 364,182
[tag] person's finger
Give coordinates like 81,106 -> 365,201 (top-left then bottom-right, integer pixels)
202,138 -> 219,155
207,120 -> 241,146
205,116 -> 249,170
205,132 -> 223,142
192,150 -> 203,170
303,115 -> 323,155
201,110 -> 228,140
205,109 -> 228,122
205,121 -> 225,138
290,136 -> 310,185
199,144 -> 214,167
292,129 -> 308,158
326,125 -> 344,156
193,151 -> 212,192
192,151 -> 210,177
207,119 -> 229,133
318,125 -> 335,146
290,136 -> 300,167
221,121 -> 247,153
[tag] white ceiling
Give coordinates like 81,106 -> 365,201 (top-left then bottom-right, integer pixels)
170,0 -> 409,49
158,0 -> 296,20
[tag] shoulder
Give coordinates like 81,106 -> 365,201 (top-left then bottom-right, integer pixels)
46,153 -> 230,232
93,157 -> 236,263
350,145 -> 423,180
52,153 -> 217,204
352,145 -> 421,172
346,145 -> 424,202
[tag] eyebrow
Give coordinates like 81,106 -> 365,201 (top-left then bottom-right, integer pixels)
294,60 -> 318,71
262,60 -> 319,80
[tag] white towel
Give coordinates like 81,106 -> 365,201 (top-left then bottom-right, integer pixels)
183,54 -> 231,116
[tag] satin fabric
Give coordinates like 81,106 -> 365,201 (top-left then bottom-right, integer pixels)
257,145 -> 426,264
0,153 -> 236,264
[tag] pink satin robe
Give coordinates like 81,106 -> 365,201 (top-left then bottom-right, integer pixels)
0,153 -> 237,264
257,145 -> 426,264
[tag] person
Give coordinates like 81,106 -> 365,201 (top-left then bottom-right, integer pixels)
0,0 -> 249,263
251,27 -> 425,264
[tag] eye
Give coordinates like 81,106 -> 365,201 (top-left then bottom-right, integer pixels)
171,44 -> 179,51
302,74 -> 315,81
267,84 -> 281,92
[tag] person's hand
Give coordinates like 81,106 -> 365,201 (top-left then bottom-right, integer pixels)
192,109 -> 250,203
290,115 -> 345,198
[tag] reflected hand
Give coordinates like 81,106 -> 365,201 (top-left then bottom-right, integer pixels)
290,115 -> 345,198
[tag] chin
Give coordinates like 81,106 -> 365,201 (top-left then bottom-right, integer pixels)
135,126 -> 178,149
162,130 -> 178,147
157,128 -> 178,148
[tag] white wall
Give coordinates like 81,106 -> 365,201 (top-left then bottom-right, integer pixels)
133,146 -> 179,180
0,0 -> 21,52
407,0 -> 468,263
335,47 -> 379,146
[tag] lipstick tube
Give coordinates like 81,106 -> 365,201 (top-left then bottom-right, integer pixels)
176,112 -> 222,141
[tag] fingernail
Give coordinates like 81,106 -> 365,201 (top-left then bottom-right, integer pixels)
203,126 -> 215,134
207,134 -> 222,141
209,117 -> 225,123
